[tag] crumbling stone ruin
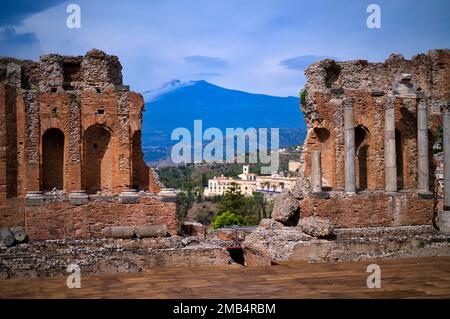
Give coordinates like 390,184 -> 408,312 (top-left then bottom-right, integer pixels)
243,49 -> 450,265
0,49 -> 177,240
300,49 -> 450,230
1,49 -> 450,277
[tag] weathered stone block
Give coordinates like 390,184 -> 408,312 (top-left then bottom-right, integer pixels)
69,190 -> 88,206
134,224 -> 167,238
24,192 -> 44,206
119,190 -> 140,204
181,221 -> 206,240
271,191 -> 300,226
299,216 -> 334,237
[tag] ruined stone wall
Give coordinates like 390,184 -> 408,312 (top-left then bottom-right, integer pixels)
0,198 -> 24,228
0,84 -> 7,201
0,49 -> 171,237
0,238 -> 231,278
0,49 -> 157,196
299,49 -> 450,228
300,192 -> 433,227
25,197 -> 177,240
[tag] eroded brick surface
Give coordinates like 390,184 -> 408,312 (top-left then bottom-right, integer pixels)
299,49 -> 450,228
0,50 -> 173,239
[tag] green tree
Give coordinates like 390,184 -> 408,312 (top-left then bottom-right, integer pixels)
176,191 -> 194,222
212,211 -> 247,229
217,183 -> 247,215
300,88 -> 307,106
252,192 -> 267,220
195,211 -> 215,225
434,124 -> 444,153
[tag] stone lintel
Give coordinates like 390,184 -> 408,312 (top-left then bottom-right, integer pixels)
371,90 -> 385,97
418,192 -> 434,200
310,192 -> 331,199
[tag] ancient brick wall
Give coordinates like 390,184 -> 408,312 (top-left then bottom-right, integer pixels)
0,198 -> 24,228
0,49 -> 173,238
299,49 -> 450,227
0,84 -> 6,201
0,49 -> 159,196
300,193 -> 433,228
1,238 -> 231,278
25,197 -> 176,239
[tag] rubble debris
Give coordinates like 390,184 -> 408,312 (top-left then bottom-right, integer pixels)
271,191 -> 300,226
10,227 -> 27,242
181,221 -> 206,240
134,225 -> 167,238
0,227 -> 15,247
299,217 -> 334,238
102,226 -> 135,239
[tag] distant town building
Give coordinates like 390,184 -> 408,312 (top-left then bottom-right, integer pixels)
256,171 -> 297,193
204,165 -> 297,197
435,153 -> 444,199
288,160 -> 301,172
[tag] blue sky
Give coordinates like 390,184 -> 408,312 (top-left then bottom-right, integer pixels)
1,0 -> 449,96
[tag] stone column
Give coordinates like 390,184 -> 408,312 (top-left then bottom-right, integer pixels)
23,91 -> 41,192
67,93 -> 82,192
417,100 -> 431,195
443,103 -> 450,211
439,103 -> 450,234
385,98 -> 397,193
0,87 -> 7,201
311,149 -> 322,193
344,97 -> 356,194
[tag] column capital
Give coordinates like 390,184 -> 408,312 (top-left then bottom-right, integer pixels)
417,98 -> 428,110
441,102 -> 450,114
343,97 -> 355,109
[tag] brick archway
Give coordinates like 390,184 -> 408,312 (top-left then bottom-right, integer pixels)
83,124 -> 113,194
310,123 -> 335,190
42,128 -> 65,191
131,130 -> 149,190
355,125 -> 370,191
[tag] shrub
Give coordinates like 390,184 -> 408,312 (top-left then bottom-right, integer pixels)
300,88 -> 307,106
195,211 -> 215,225
212,211 -> 247,229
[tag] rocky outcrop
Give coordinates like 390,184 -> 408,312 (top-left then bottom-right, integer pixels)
181,221 -> 206,240
271,191 -> 300,226
258,218 -> 284,229
299,217 -> 334,238
242,222 -> 312,265
290,180 -> 304,200
0,237 -> 231,279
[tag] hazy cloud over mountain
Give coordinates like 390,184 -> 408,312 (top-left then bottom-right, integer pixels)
279,55 -> 337,71
0,27 -> 40,59
183,56 -> 229,69
0,0 -> 65,26
1,0 -> 449,96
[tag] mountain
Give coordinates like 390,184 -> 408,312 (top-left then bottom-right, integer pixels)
141,80 -> 306,163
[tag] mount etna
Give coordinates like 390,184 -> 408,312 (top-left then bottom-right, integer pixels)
141,80 -> 306,164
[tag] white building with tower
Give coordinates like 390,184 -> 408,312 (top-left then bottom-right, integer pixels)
204,165 -> 297,197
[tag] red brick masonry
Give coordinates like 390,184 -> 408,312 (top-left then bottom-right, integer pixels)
23,197 -> 176,239
300,192 -> 433,228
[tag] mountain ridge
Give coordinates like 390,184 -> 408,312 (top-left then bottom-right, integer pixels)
141,80 -> 306,163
